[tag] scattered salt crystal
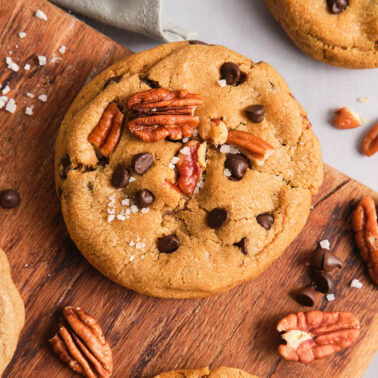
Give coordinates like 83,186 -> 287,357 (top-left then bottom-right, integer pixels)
131,205 -> 138,213
326,294 -> 335,302
18,32 -> 26,38
35,9 -> 48,21
350,279 -> 363,289
136,243 -> 143,249
319,239 -> 330,250
58,45 -> 66,54
37,55 -> 47,66
141,207 -> 149,213
126,209 -> 131,215
193,129 -> 198,137
220,144 -> 230,154
15,45 -> 18,49
217,79 -> 227,87
141,255 -> 145,259
25,106 -> 33,116
122,199 -> 130,206
357,97 -> 370,103
24,64 -> 31,71
38,94 -> 47,102
129,176 -> 136,183
24,264 -> 29,268
182,137 -> 190,143
117,214 -> 125,221
107,214 -> 115,222
180,146 -> 190,155
5,98 -> 16,113
2,85 -> 10,95
0,96 -> 8,109
26,92 -> 34,98
129,241 -> 135,246
5,57 -> 19,72
171,156 -> 180,164
107,208 -> 115,215
169,163 -> 175,169
224,168 -> 232,177
130,255 -> 135,261
228,145 -> 240,154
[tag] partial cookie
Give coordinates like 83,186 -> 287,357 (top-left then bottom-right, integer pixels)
264,0 -> 378,68
55,42 -> 323,298
154,366 -> 257,378
0,248 -> 25,375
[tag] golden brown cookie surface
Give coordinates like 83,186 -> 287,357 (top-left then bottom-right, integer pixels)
264,0 -> 378,68
154,366 -> 257,378
0,248 -> 25,375
55,42 -> 323,298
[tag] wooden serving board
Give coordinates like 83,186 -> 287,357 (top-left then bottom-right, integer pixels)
1,1 -> 377,377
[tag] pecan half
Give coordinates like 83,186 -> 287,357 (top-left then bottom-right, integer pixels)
227,130 -> 274,166
176,141 -> 206,195
88,103 -> 124,157
332,107 -> 362,129
361,122 -> 378,157
352,196 -> 378,285
127,88 -> 203,142
49,306 -> 113,378
277,311 -> 360,363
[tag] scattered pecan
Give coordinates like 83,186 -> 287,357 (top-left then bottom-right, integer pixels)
49,306 -> 113,378
332,107 -> 362,129
277,311 -> 360,363
127,88 -> 203,142
88,103 -> 124,157
176,141 -> 206,195
361,122 -> 378,157
351,196 -> 378,285
209,118 -> 228,145
227,130 -> 274,165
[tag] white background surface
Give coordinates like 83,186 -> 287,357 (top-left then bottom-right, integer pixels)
64,0 -> 377,375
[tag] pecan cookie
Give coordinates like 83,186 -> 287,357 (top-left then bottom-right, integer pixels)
0,248 -> 25,375
264,0 -> 378,68
55,42 -> 323,298
154,366 -> 257,378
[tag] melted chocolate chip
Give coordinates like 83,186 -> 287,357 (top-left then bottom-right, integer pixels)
111,165 -> 130,188
246,105 -> 265,123
157,234 -> 180,253
225,154 -> 249,180
310,270 -> 336,294
295,285 -> 317,307
234,237 -> 248,255
131,153 -> 153,175
140,76 -> 160,89
220,62 -> 240,85
0,189 -> 21,209
207,207 -> 230,229
59,154 -> 71,179
327,0 -> 349,14
135,189 -> 155,208
256,213 -> 274,230
188,40 -> 208,45
309,248 -> 343,272
103,75 -> 123,89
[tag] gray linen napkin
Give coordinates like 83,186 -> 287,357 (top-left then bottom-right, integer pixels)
51,0 -> 196,42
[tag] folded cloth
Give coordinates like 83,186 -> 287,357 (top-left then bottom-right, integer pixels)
51,0 -> 196,42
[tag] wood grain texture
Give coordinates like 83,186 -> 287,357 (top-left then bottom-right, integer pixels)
1,1 -> 377,377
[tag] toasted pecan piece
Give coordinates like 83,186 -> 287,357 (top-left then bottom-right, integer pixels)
332,107 -> 362,129
361,122 -> 378,157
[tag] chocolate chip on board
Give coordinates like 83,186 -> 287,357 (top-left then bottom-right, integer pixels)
135,189 -> 155,208
246,105 -> 265,123
157,234 -> 180,253
0,189 -> 21,209
131,153 -> 153,175
309,248 -> 344,272
327,0 -> 349,14
225,154 -> 249,180
111,165 -> 130,188
310,270 -> 336,294
207,207 -> 230,229
256,213 -> 274,230
295,285 -> 317,307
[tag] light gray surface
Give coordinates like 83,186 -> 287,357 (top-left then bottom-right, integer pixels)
62,0 -> 377,376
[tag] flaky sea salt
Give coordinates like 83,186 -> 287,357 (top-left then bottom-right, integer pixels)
24,64 -> 31,71
35,9 -> 48,21
350,279 -> 363,289
220,144 -> 230,154
217,79 -> 227,87
5,98 -> 16,113
193,129 -> 198,137
136,243 -> 143,250
25,106 -> 33,116
131,205 -> 138,213
224,168 -> 232,177
38,94 -> 47,102
18,31 -> 26,38
6,57 -> 19,72
130,255 -> 135,261
129,241 -> 135,247
326,294 -> 335,302
107,214 -> 115,223
129,176 -> 136,183
141,207 -> 149,213
122,198 -> 130,206
182,137 -> 190,143
319,239 -> 330,250
58,45 -> 66,54
37,55 -> 47,66
180,146 -> 191,155
0,96 -> 8,109
26,92 -> 34,98
2,85 -> 10,95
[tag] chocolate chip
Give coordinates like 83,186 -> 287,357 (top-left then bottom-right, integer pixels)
157,234 -> 180,253
327,0 -> 349,14
103,75 -> 123,89
0,189 -> 21,209
135,189 -> 155,208
225,154 -> 249,180
246,105 -> 265,123
309,248 -> 343,272
310,270 -> 336,294
237,71 -> 247,86
220,62 -> 240,85
140,76 -> 160,89
207,207 -> 230,229
256,213 -> 274,230
295,285 -> 317,307
95,150 -> 109,166
234,237 -> 248,255
189,40 -> 208,45
59,154 -> 71,179
111,165 -> 130,188
131,153 -> 153,175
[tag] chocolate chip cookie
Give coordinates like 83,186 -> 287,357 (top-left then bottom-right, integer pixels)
265,0 -> 378,68
55,42 -> 323,298
0,248 -> 25,375
154,366 -> 257,378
